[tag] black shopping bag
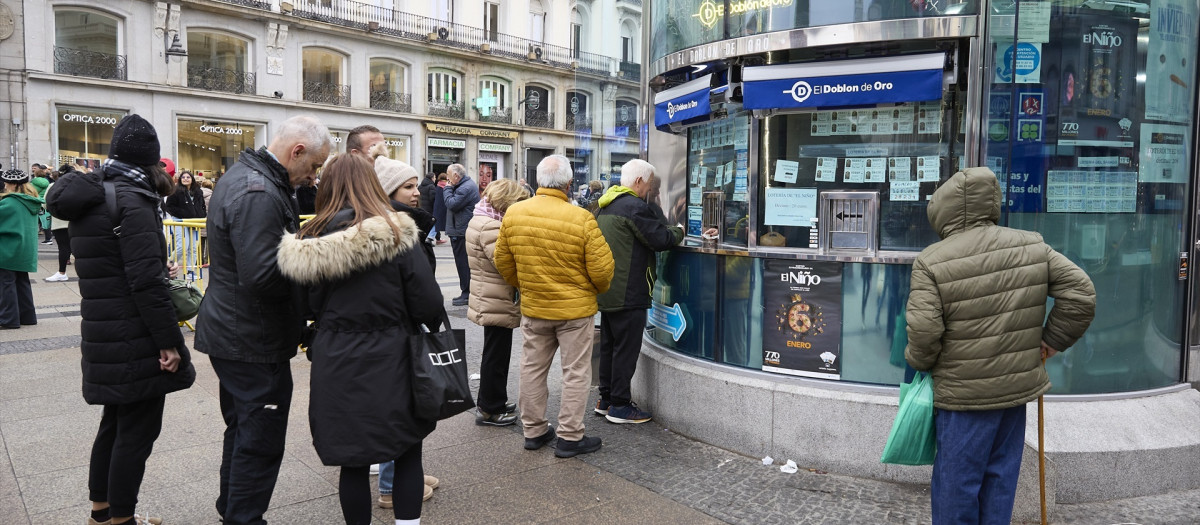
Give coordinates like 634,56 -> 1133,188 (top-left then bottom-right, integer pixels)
410,314 -> 475,421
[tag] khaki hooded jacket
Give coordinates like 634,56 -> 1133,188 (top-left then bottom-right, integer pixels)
905,168 -> 1096,411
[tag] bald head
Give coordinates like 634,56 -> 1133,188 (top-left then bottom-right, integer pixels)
268,116 -> 332,187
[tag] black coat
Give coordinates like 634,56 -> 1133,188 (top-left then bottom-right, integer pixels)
45,167 -> 195,405
418,176 -> 437,214
391,200 -> 436,270
164,185 -> 206,219
195,147 -> 303,363
277,209 -> 444,466
431,184 -> 448,234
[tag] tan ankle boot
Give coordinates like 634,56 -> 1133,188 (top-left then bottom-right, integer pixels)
377,493 -> 393,509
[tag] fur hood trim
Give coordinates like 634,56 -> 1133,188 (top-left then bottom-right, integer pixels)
277,211 -> 420,285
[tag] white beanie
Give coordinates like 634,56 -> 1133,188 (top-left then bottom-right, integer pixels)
375,157 -> 419,197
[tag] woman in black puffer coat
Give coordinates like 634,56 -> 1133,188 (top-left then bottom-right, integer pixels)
276,154 -> 444,525
163,170 -> 206,266
46,115 -> 195,525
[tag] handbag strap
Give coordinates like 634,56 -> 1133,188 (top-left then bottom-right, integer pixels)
103,180 -> 121,238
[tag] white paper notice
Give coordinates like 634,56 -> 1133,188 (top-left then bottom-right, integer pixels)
715,164 -> 726,186
690,166 -> 699,184
1017,0 -> 1051,43
725,161 -> 736,184
815,157 -> 838,182
699,166 -> 710,187
890,181 -> 920,201
916,156 -> 941,182
763,188 -> 818,226
1139,123 -> 1188,183
690,186 -> 702,204
865,158 -> 886,183
774,160 -> 799,183
889,157 -> 913,181
844,159 -> 866,183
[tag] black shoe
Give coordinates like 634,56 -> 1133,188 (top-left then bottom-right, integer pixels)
0,325 -> 19,330
594,398 -> 611,416
505,402 -> 517,413
554,435 -> 602,458
451,294 -> 469,306
524,426 -> 557,450
476,409 -> 518,427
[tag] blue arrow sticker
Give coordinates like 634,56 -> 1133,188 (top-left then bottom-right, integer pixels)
648,302 -> 687,342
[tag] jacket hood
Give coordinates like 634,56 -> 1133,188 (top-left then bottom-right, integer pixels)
1,192 -> 44,215
597,185 -> 638,209
927,167 -> 1001,239
277,211 -> 420,285
45,170 -> 104,221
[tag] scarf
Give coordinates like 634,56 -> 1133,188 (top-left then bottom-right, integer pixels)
102,158 -> 155,193
472,196 -> 503,221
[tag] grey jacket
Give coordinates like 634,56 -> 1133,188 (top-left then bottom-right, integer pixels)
443,175 -> 479,237
905,168 -> 1096,411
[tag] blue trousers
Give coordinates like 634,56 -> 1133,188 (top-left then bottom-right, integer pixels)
932,405 -> 1026,525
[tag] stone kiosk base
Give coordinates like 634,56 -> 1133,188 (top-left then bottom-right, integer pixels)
633,335 -> 1200,521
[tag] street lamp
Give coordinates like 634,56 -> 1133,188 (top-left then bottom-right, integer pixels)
165,33 -> 187,63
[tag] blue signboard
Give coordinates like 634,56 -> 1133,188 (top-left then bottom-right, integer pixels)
653,74 -> 713,129
743,53 -> 945,111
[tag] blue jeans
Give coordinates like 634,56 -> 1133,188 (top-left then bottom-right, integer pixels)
378,460 -> 395,495
932,405 -> 1026,525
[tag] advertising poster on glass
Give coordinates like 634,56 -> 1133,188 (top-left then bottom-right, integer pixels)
762,259 -> 843,380
1146,0 -> 1197,123
1045,13 -> 1138,148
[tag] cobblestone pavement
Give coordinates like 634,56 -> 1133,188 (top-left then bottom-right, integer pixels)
5,245 -> 1200,524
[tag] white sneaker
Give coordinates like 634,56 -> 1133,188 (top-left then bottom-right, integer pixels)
369,463 -> 380,475
44,273 -> 68,282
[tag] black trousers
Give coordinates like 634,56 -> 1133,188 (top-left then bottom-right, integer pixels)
89,395 -> 166,518
598,309 -> 648,407
449,236 -> 471,295
339,442 -> 423,524
210,357 -> 293,525
477,325 -> 514,414
0,269 -> 35,327
53,228 -> 72,273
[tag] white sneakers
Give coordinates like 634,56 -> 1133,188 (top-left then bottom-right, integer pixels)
44,272 -> 69,282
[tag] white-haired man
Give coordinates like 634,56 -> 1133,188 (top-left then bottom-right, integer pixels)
444,163 -> 479,306
495,155 -> 614,457
196,115 -> 331,525
593,159 -> 684,423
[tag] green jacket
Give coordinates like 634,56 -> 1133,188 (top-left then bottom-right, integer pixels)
31,176 -> 50,198
905,168 -> 1095,411
595,186 -> 683,312
0,193 -> 45,273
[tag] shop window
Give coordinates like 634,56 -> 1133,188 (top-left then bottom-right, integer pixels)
985,0 -> 1194,394
177,119 -> 258,177
523,84 -> 554,129
382,135 -> 411,164
566,91 -> 591,131
370,59 -> 410,113
302,48 -> 349,106
56,106 -> 127,169
54,9 -> 124,80
477,76 -> 511,124
427,68 -> 464,119
186,31 -> 253,94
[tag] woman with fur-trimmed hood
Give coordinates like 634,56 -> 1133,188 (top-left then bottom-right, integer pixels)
276,154 -> 444,525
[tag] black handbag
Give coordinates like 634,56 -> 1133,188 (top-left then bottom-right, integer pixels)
409,313 -> 474,421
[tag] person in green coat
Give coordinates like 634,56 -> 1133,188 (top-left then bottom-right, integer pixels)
30,164 -> 52,243
0,168 -> 44,329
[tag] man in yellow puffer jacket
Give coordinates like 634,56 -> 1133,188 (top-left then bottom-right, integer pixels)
495,154 -> 614,459
905,167 -> 1095,524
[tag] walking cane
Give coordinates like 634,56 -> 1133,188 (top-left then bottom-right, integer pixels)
1038,356 -> 1047,525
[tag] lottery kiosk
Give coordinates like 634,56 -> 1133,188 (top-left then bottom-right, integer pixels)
637,0 -> 1200,507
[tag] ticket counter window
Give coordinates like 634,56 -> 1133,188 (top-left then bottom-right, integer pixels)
684,113 -> 751,247
177,119 -> 258,176
56,107 -> 127,169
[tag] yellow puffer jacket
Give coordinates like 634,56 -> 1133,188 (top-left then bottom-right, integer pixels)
495,188 -> 614,320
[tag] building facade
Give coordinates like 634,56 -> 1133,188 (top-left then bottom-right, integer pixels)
3,0 -> 642,191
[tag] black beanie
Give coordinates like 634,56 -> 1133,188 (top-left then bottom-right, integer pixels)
109,114 -> 161,166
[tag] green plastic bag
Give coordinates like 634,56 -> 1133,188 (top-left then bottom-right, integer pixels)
881,372 -> 937,465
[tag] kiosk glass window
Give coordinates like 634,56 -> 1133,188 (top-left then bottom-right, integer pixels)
56,107 -> 127,169
177,119 -> 257,176
685,113 -> 751,247
985,0 -> 1197,394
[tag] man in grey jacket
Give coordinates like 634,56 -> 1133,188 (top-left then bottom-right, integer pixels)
905,167 -> 1095,525
195,116 -> 331,525
443,163 -> 478,306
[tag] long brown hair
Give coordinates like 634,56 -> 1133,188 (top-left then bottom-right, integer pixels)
298,154 -> 401,242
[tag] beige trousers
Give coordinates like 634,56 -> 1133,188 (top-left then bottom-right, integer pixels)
518,316 -> 594,441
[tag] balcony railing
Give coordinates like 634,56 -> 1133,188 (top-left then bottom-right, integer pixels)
213,0 -> 271,9
427,100 -> 465,119
188,66 -> 256,94
53,46 -> 126,81
566,114 -> 592,131
288,0 -> 622,78
370,90 -> 412,113
525,111 -> 555,129
478,107 -> 513,125
619,61 -> 641,82
303,80 -> 351,106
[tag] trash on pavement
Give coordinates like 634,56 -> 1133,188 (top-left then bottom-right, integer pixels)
780,460 -> 798,474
